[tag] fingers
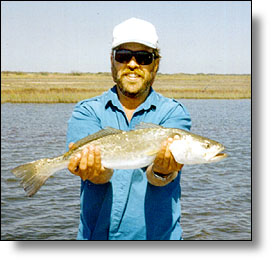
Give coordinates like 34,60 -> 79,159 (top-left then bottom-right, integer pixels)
87,146 -> 94,167
79,148 -> 88,171
68,145 -> 105,179
93,146 -> 102,176
154,139 -> 171,170
68,152 -> 81,175
157,137 -> 173,164
164,137 -> 173,169
167,135 -> 183,171
153,135 -> 183,175
170,135 -> 184,170
79,146 -> 98,172
68,146 -> 93,177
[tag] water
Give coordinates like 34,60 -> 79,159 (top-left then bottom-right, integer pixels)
180,100 -> 251,240
1,100 -> 251,240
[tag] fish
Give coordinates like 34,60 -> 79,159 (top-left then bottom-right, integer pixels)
11,123 -> 227,197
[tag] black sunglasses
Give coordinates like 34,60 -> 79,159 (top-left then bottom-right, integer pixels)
113,49 -> 158,65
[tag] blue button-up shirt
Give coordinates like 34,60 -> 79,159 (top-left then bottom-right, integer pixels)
66,86 -> 191,240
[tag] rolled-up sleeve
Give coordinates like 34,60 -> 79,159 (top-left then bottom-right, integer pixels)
159,99 -> 191,131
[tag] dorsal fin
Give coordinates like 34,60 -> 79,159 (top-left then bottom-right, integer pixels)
73,127 -> 122,149
135,122 -> 162,130
65,127 -> 123,157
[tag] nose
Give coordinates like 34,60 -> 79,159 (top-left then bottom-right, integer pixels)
127,56 -> 139,69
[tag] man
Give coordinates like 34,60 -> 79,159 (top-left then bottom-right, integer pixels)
66,17 -> 191,240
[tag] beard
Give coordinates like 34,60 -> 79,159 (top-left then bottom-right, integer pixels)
112,64 -> 153,99
116,77 -> 152,98
117,86 -> 142,98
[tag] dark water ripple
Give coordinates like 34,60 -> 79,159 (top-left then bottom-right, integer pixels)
1,100 -> 251,240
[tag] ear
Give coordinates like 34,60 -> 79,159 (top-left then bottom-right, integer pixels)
153,58 -> 160,73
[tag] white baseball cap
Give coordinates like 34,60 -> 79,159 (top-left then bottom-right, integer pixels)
112,17 -> 159,49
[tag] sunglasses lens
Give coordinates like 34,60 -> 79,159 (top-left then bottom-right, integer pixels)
114,50 -> 154,65
115,50 -> 132,64
136,51 -> 153,65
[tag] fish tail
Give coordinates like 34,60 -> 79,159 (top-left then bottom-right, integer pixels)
11,155 -> 68,197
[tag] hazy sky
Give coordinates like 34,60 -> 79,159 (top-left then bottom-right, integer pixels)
1,1 -> 251,74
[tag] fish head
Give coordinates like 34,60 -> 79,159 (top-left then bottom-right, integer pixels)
169,135 -> 227,164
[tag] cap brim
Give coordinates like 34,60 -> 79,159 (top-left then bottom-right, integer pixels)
112,39 -> 157,49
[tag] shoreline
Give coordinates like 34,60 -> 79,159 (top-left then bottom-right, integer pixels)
1,71 -> 251,103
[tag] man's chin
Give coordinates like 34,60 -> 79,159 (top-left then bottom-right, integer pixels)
117,82 -> 139,94
117,80 -> 151,99
118,88 -> 140,98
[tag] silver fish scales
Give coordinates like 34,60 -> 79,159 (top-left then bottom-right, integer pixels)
11,123 -> 227,196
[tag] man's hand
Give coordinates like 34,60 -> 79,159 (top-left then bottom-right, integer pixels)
68,143 -> 113,184
153,135 -> 183,175
146,135 -> 184,186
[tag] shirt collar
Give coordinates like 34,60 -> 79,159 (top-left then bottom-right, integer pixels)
104,85 -> 157,112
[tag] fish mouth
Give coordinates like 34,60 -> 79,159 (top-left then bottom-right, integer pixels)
207,144 -> 227,162
216,152 -> 227,158
210,152 -> 228,162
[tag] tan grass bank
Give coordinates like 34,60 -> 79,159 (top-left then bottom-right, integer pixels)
1,72 -> 251,103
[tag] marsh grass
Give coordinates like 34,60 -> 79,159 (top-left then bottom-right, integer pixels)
1,71 -> 251,103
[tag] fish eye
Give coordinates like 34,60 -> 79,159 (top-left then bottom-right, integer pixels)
205,143 -> 210,149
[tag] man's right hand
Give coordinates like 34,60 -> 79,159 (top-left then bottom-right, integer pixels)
68,143 -> 113,184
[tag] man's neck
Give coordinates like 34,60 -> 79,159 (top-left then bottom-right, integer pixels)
116,86 -> 150,121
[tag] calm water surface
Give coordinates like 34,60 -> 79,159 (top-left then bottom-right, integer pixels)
1,100 -> 251,240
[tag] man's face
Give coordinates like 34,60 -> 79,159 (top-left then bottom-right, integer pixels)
111,43 -> 159,98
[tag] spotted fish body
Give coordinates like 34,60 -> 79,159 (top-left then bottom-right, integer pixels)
11,123 -> 227,196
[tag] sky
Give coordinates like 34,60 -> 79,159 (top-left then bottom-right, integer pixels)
3,0 -> 275,261
1,1 -> 251,74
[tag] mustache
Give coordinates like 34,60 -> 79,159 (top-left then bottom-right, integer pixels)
121,70 -> 144,78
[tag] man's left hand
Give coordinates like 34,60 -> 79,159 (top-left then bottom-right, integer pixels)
146,135 -> 184,186
153,135 -> 183,175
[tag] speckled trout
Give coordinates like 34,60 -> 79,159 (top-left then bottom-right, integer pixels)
11,123 -> 227,197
